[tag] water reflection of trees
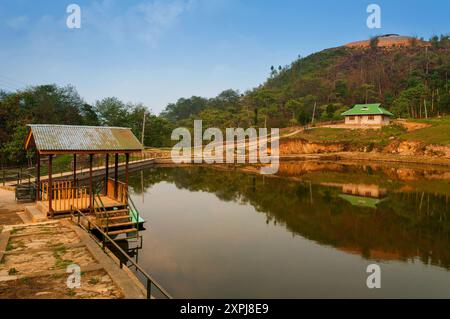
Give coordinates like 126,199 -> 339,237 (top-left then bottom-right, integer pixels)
129,166 -> 450,269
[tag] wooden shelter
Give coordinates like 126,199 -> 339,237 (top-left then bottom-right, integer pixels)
25,124 -> 143,219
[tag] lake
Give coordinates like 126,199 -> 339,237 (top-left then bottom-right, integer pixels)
126,161 -> 450,298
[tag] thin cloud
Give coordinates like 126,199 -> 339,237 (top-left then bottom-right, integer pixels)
83,0 -> 196,46
6,15 -> 29,30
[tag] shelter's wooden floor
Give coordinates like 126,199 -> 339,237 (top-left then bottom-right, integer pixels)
37,195 -> 124,214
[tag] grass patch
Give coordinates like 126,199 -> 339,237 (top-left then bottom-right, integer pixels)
39,154 -> 73,176
88,277 -> 100,285
287,125 -> 405,147
55,258 -> 74,269
8,239 -> 26,251
400,116 -> 450,146
52,244 -> 67,255
286,117 -> 450,147
8,268 -> 18,275
6,241 -> 14,251
52,244 -> 73,269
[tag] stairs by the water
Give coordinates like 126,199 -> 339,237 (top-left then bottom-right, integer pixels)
93,196 -> 140,239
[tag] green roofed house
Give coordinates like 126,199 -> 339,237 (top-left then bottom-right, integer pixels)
341,103 -> 394,126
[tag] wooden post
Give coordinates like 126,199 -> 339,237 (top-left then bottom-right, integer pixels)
105,153 -> 109,196
125,153 -> 129,204
89,154 -> 93,212
36,152 -> 40,201
73,154 -> 77,186
48,155 -> 53,217
114,153 -> 119,199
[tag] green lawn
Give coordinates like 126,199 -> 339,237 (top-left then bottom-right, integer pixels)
400,117 -> 450,147
286,117 -> 450,147
287,125 -> 406,148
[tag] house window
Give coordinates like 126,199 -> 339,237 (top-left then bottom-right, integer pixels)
349,116 -> 355,121
368,115 -> 374,120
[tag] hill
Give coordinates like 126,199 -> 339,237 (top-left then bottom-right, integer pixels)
161,34 -> 450,129
345,34 -> 430,48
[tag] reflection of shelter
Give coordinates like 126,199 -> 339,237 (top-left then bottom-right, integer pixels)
339,184 -> 387,209
342,184 -> 386,198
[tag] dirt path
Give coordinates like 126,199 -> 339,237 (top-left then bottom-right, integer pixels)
394,120 -> 431,132
0,189 -> 27,226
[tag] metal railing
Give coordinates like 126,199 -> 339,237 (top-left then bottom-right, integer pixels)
70,208 -> 172,299
1,168 -> 35,187
127,194 -> 141,236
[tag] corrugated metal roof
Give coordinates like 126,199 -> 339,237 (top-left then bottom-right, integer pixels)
341,104 -> 394,117
26,124 -> 143,152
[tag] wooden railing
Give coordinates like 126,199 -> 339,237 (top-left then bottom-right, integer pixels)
41,180 -> 89,211
40,180 -> 74,201
107,178 -> 127,204
40,178 -> 127,212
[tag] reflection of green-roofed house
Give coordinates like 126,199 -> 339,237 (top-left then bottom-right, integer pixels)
341,103 -> 394,126
339,183 -> 387,209
339,194 -> 384,209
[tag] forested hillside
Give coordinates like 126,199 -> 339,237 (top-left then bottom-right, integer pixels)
1,35 -> 449,165
161,35 -> 450,128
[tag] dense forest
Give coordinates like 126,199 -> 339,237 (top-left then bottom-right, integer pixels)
1,35 -> 449,165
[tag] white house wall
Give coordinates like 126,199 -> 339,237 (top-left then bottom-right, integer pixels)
344,115 -> 390,126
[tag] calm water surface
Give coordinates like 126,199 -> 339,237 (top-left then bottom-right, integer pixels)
126,162 -> 450,298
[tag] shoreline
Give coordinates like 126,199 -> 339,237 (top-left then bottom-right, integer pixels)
152,152 -> 450,169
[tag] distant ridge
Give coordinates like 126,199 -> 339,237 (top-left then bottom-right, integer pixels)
346,34 -> 430,48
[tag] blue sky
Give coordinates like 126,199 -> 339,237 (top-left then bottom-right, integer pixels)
0,0 -> 449,113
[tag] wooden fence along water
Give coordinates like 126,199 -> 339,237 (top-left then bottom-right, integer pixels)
40,180 -> 89,211
107,178 -> 127,204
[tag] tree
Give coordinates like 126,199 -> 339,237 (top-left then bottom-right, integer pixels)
81,103 -> 100,126
392,84 -> 426,118
286,99 -> 302,123
1,125 -> 30,163
144,115 -> 173,147
369,36 -> 379,50
95,97 -> 130,127
359,84 -> 377,104
160,96 -> 208,123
